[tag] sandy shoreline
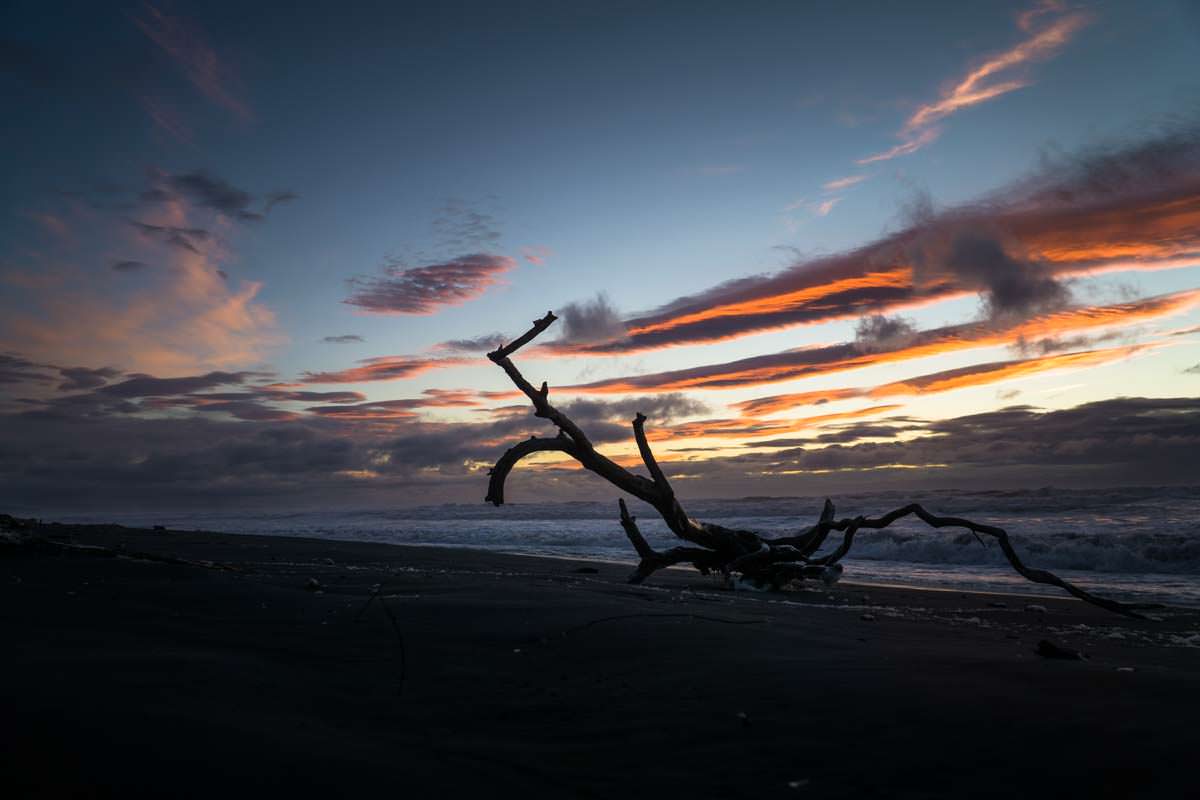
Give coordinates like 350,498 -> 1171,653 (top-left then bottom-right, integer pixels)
3,518 -> 1198,798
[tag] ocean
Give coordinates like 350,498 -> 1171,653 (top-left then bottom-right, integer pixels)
38,486 -> 1200,607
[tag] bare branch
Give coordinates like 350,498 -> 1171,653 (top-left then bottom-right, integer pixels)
617,498 -> 654,560
486,435 -> 579,506
632,413 -> 671,497
487,311 -> 556,360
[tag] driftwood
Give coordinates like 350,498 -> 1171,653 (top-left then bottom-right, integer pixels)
486,312 -> 1158,618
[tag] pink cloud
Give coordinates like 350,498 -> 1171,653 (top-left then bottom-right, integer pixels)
301,355 -> 476,384
345,253 -> 518,315
2,198 -> 283,376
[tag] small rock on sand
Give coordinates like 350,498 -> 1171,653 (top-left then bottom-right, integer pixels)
1036,639 -> 1086,661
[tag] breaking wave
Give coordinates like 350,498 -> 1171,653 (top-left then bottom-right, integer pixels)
39,485 -> 1200,605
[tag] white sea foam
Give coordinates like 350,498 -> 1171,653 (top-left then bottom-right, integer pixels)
35,486 -> 1200,606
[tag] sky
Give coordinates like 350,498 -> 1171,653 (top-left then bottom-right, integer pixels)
2,0 -> 1200,511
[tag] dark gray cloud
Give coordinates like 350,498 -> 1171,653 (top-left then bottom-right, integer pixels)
184,400 -> 300,422
322,334 -> 365,344
345,254 -> 517,314
58,366 -> 121,392
19,369 -> 364,424
436,333 -> 508,353
1185,363 -> 1200,375
111,259 -> 151,272
150,171 -> 257,219
916,232 -> 1070,321
560,394 -> 710,425
555,294 -> 627,345
191,388 -> 366,404
139,169 -> 297,223
128,220 -> 211,253
854,314 -> 917,353
0,354 -> 53,385
98,371 -> 266,398
2,393 -> 1196,511
264,190 -> 299,214
1013,329 -> 1123,356
757,398 -> 1200,479
1018,122 -> 1200,207
432,200 -> 502,252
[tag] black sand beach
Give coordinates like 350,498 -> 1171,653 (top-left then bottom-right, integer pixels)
3,518 -> 1197,798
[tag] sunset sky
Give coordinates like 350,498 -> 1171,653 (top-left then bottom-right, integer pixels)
3,0 -> 1199,509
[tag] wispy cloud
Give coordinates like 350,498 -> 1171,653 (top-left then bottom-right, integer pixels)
813,198 -> 839,217
139,94 -> 193,142
691,164 -> 743,176
27,211 -> 70,240
111,259 -> 151,273
823,175 -> 868,191
130,2 -> 251,121
432,200 -> 503,252
859,4 -> 1089,163
520,245 -> 553,266
856,126 -> 942,165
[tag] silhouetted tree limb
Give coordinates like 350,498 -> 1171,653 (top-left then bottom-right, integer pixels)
485,313 -> 1159,618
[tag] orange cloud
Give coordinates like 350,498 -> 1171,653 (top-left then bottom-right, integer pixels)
856,126 -> 942,165
735,343 -> 1154,416
564,290 -> 1199,395
647,404 -> 902,442
625,267 -> 915,340
557,129 -> 1200,356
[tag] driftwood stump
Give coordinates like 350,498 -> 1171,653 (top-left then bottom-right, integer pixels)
485,312 -> 1157,618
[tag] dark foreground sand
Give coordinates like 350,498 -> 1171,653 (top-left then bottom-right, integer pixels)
2,518 -> 1198,799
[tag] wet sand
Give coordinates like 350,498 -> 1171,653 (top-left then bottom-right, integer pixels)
2,518 -> 1197,798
